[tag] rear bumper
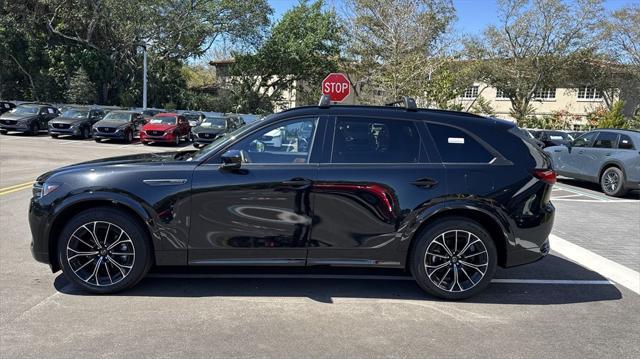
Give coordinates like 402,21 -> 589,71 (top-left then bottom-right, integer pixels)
505,202 -> 555,267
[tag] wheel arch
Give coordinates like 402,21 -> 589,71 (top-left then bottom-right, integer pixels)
598,161 -> 626,182
405,205 -> 510,270
47,197 -> 155,271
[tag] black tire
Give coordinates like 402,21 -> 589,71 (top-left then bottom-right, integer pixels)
124,130 -> 133,144
29,122 -> 39,135
411,217 -> 497,300
174,133 -> 180,146
0,130 -> 8,135
94,138 -> 102,143
57,208 -> 152,294
81,126 -> 90,139
600,166 -> 628,197
51,134 -> 59,139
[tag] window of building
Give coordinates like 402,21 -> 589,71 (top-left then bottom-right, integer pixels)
593,132 -> 619,149
534,88 -> 556,99
427,123 -> 494,163
495,88 -> 509,99
577,86 -> 602,99
331,117 -> 424,163
462,86 -> 479,99
618,134 -> 635,150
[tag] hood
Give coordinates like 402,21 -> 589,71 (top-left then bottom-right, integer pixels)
0,112 -> 37,122
50,116 -> 87,125
93,119 -> 130,128
192,125 -> 224,134
143,123 -> 176,131
36,151 -> 195,183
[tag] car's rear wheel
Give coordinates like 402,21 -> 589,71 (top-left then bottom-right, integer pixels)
57,208 -> 152,294
601,167 -> 628,197
411,217 -> 497,300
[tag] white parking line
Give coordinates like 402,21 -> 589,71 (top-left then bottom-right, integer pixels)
549,234 -> 640,294
553,184 -> 615,202
146,273 -> 613,285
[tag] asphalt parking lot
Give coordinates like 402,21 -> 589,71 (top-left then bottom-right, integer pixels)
1,133 -> 639,358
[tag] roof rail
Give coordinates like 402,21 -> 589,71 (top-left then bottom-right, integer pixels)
318,94 -> 331,108
385,96 -> 417,111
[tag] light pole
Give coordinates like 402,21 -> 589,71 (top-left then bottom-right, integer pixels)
141,44 -> 147,110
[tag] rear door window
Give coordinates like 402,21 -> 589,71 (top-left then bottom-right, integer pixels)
331,117 -> 424,163
427,123 -> 494,163
618,134 -> 635,150
593,132 -> 619,148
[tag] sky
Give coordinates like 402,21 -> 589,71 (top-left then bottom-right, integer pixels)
268,0 -> 637,35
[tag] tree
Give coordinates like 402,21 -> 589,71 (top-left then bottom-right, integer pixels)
603,4 -> 640,67
228,0 -> 343,113
470,96 -> 496,117
465,0 -> 604,123
65,68 -> 97,104
597,101 -> 626,129
343,0 -> 456,103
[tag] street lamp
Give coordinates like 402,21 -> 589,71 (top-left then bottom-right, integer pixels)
137,42 -> 148,110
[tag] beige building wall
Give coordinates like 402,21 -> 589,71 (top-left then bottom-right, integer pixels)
455,82 -> 612,128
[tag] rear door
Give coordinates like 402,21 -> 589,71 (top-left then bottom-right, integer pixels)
308,115 -> 446,267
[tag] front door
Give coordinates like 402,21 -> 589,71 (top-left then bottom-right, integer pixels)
562,131 -> 598,177
308,116 -> 447,268
189,117 -> 323,265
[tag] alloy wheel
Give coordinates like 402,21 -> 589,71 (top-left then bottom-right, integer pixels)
66,221 -> 135,286
424,230 -> 489,293
603,170 -> 619,193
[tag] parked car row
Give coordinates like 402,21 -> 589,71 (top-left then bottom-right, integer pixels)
0,102 -> 252,147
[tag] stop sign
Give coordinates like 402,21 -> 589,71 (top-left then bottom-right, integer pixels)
322,73 -> 351,102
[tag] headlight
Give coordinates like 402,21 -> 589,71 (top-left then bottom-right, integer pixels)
33,182 -> 60,198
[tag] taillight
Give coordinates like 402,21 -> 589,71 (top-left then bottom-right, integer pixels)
532,169 -> 556,185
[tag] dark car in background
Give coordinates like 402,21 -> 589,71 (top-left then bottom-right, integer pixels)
29,97 -> 556,300
0,101 -> 16,115
93,110 -> 145,143
191,115 -> 239,148
48,107 -> 104,139
545,129 -> 640,196
529,129 -> 574,148
140,113 -> 190,145
0,103 -> 59,135
182,111 -> 206,127
141,109 -> 165,122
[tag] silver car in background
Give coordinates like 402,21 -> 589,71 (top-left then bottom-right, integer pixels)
544,129 -> 640,197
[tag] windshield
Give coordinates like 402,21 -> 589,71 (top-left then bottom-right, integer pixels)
183,113 -> 201,121
62,109 -> 89,118
149,116 -> 176,125
11,105 -> 39,114
201,117 -> 226,128
103,112 -> 132,122
188,116 -> 268,162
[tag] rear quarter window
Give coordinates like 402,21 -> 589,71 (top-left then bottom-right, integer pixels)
618,134 -> 635,150
427,123 -> 494,163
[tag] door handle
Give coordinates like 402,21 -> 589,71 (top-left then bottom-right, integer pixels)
578,150 -> 584,154
410,178 -> 438,188
554,149 -> 562,152
281,178 -> 312,187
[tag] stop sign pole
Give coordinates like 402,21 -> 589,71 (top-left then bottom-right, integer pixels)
322,73 -> 351,103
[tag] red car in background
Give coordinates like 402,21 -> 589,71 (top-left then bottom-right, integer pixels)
140,113 -> 190,145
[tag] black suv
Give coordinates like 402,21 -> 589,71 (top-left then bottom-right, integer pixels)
0,103 -> 59,135
93,110 -> 145,143
190,115 -> 240,148
29,97 -> 555,300
48,107 -> 105,139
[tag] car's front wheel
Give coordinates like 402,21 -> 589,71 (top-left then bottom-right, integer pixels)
601,166 -> 628,197
57,208 -> 152,294
411,217 -> 497,300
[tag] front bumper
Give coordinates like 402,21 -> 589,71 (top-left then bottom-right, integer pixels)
141,132 -> 175,143
29,196 -> 54,268
0,123 -> 29,132
49,127 -> 81,136
93,130 -> 125,140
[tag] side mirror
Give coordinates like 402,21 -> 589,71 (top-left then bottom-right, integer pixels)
220,150 -> 243,170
